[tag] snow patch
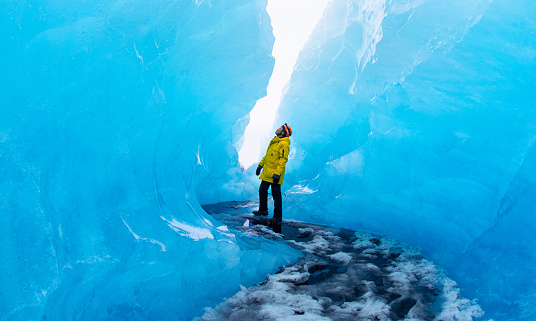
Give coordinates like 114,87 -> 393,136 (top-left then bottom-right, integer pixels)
287,184 -> 318,194
328,252 -> 353,264
434,279 -> 484,321
333,291 -> 391,319
289,235 -> 330,254
163,217 -> 214,241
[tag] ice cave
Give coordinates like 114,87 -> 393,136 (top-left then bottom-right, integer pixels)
1,0 -> 535,320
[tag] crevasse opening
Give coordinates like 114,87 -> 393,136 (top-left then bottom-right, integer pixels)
237,0 -> 331,169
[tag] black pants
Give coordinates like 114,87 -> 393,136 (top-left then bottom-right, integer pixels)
259,180 -> 282,220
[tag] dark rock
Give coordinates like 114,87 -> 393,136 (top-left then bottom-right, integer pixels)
370,238 -> 381,245
388,247 -> 402,259
392,297 -> 417,318
389,293 -> 402,301
296,229 -> 312,239
307,262 -> 329,274
336,228 -> 357,242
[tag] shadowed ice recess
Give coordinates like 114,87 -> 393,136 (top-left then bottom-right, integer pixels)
1,0 -> 535,320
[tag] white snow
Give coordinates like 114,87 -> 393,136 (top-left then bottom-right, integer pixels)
434,279 -> 484,321
328,252 -> 353,264
286,185 -> 318,195
333,291 -> 391,320
269,267 -> 309,285
163,217 -> 214,241
298,227 -> 315,233
289,235 -> 330,254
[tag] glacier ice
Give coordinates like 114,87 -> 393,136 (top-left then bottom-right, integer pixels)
1,0 -> 535,320
0,0 -> 301,320
277,0 -> 536,319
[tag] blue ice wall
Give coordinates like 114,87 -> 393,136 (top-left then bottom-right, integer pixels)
2,0 -> 535,320
278,0 -> 536,319
0,1 -> 304,320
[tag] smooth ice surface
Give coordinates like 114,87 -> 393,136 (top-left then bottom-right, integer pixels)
2,0 -> 536,320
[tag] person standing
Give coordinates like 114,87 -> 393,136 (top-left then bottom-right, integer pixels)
253,124 -> 292,223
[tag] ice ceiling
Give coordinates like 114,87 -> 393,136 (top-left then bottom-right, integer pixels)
1,0 -> 535,320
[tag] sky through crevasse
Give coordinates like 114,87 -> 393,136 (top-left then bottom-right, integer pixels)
238,0 -> 331,169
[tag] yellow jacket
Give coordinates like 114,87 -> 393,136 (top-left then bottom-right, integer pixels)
259,136 -> 290,185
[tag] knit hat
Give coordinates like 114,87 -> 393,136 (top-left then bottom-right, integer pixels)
282,123 -> 292,137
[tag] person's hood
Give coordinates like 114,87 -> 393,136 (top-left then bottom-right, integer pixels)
270,136 -> 291,145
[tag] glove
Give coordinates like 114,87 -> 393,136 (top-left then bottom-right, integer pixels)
273,174 -> 280,184
256,165 -> 262,176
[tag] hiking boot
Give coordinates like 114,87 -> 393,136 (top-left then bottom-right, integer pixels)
253,210 -> 268,216
270,217 -> 282,224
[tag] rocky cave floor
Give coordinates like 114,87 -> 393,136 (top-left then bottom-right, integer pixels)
198,201 -> 483,321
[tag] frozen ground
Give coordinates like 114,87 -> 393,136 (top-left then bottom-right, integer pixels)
199,201 -> 484,321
